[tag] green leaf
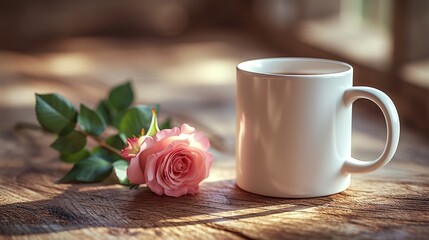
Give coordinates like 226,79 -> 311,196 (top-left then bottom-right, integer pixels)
119,105 -> 154,138
50,130 -> 87,154
113,160 -> 130,185
96,100 -> 126,129
35,93 -> 77,135
59,157 -> 113,183
78,104 -> 106,136
60,149 -> 90,163
96,100 -> 113,125
108,82 -> 134,110
111,109 -> 127,129
91,147 -> 121,163
105,134 -> 126,150
159,118 -> 172,130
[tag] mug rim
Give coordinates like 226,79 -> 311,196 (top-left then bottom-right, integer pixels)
237,57 -> 353,78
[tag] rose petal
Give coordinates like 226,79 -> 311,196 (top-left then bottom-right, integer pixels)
139,126 -> 212,197
180,124 -> 195,134
155,127 -> 181,141
139,136 -> 155,153
165,187 -> 188,197
190,132 -> 210,150
138,136 -> 183,165
148,182 -> 164,196
127,155 -> 145,184
204,151 -> 214,178
120,137 -> 141,160
186,185 -> 199,195
145,154 -> 165,195
158,149 -> 186,189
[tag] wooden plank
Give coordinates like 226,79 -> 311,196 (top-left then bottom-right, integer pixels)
0,124 -> 428,239
0,32 -> 428,239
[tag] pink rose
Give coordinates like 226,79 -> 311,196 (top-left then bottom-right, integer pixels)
126,124 -> 213,197
120,136 -> 146,160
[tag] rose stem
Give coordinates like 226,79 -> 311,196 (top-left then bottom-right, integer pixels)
15,122 -> 50,133
88,134 -> 122,157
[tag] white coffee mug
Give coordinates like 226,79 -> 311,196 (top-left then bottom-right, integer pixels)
236,58 -> 400,198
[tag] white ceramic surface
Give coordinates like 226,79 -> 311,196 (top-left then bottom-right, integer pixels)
236,58 -> 400,198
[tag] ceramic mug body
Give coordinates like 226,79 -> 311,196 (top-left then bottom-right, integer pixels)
236,58 -> 400,198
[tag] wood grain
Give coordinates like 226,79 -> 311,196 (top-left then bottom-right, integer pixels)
0,33 -> 428,239
1,106 -> 428,240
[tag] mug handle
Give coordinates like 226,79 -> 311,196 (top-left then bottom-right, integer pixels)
343,86 -> 400,173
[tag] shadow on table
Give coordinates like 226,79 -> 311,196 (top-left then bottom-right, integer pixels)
0,179 -> 332,236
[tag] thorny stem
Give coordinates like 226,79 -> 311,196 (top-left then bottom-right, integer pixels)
15,122 -> 123,157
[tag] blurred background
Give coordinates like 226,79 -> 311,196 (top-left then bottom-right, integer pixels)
0,0 -> 428,144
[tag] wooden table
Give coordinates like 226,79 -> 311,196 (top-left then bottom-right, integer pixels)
0,31 -> 428,239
